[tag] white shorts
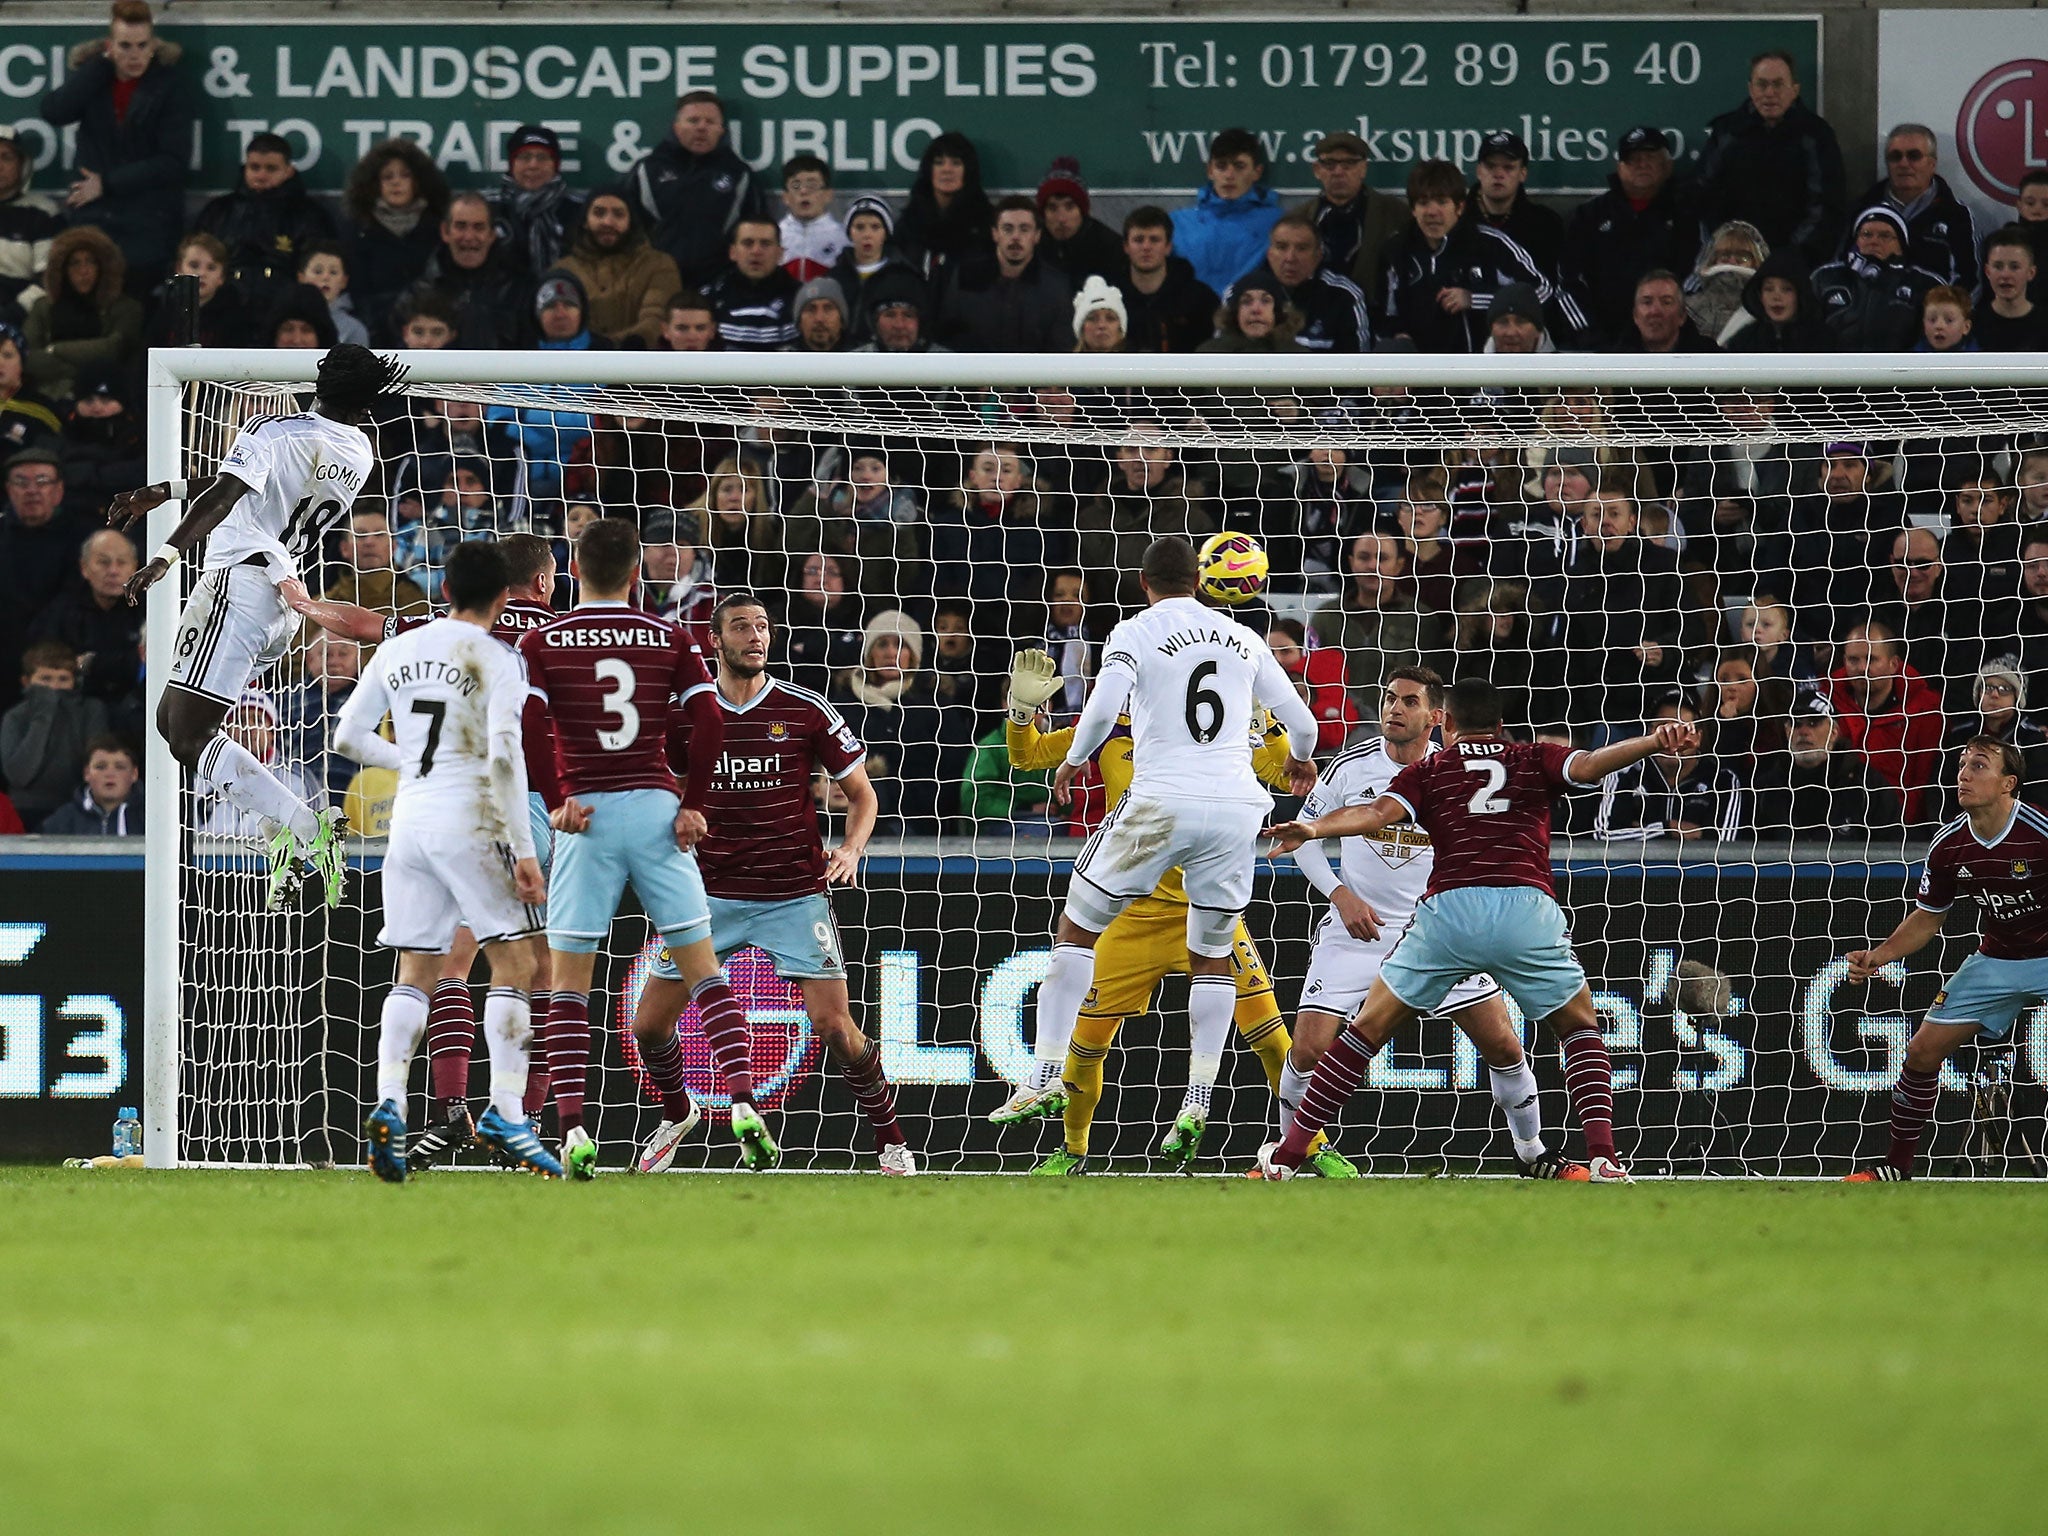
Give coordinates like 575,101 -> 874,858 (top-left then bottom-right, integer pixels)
167,563 -> 295,705
1067,796 -> 1266,958
1300,908 -> 1502,1021
378,825 -> 543,952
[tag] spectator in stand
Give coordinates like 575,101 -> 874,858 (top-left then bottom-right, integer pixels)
1077,432 -> 1213,612
1934,659 -> 2048,821
1750,691 -> 1901,836
1563,126 -> 1700,347
1276,446 -> 1373,595
1736,598 -> 1818,686
1032,570 -> 1101,721
692,462 -> 778,592
274,630 -> 358,805
0,325 -> 63,460
934,445 -> 1068,636
777,155 -> 846,283
828,609 -> 962,835
1811,207 -> 1942,352
1825,619 -> 1945,823
1380,160 -> 1581,353
1593,693 -> 1746,842
2018,532 -> 2048,700
21,226 -> 140,400
390,291 -> 456,353
1463,130 -> 1564,286
1848,125 -> 1977,287
59,366 -> 143,508
404,192 -> 533,349
1449,579 -> 1552,731
1720,249 -> 1831,351
261,282 -> 338,351
1484,282 -> 1552,355
1296,131 -> 1407,321
935,198 -> 1072,354
1114,206 -> 1218,354
0,448 -> 91,707
1915,286 -> 1977,354
929,599 -> 1001,725
1700,645 -> 1794,772
192,132 -> 337,315
292,241 -> 367,346
25,527 -> 139,708
0,638 -> 107,828
658,289 -> 718,353
895,132 -> 995,280
38,734 -> 141,835
1556,474 -> 1686,731
786,443 -> 924,595
775,551 -> 867,698
1035,159 -> 1122,284
40,1 -> 190,296
1944,465 -> 2021,603
628,92 -> 767,288
1310,530 -> 1451,699
786,277 -> 850,354
0,127 -> 62,328
705,218 -> 799,351
638,510 -> 714,649
142,233 -> 247,351
552,191 -> 681,349
828,197 -> 922,346
1264,618 -> 1361,752
1395,493 -> 1468,614
2020,441 -> 2048,524
2004,170 -> 2048,303
484,124 -> 583,279
1171,128 -> 1284,296
1071,277 -> 1128,355
1223,214 -> 1369,353
1693,49 -> 1846,265
1684,222 -> 1768,345
1196,279 -> 1306,355
341,139 -> 447,340
1613,269 -> 1718,353
851,270 -> 947,355
322,508 -> 428,636
1792,441 -> 1908,614
1872,526 -> 1957,691
1976,227 -> 2046,353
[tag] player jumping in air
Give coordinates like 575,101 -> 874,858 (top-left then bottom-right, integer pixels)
1283,668 -> 1586,1179
333,542 -> 561,1180
1001,646 -> 1346,1175
1261,677 -> 1700,1183
288,533 -> 564,1168
1025,538 -> 1320,1169
1842,738 -> 2048,1181
519,518 -> 769,1177
113,344 -> 408,909
629,593 -> 915,1175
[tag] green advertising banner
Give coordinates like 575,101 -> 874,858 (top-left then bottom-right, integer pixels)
0,14 -> 1820,198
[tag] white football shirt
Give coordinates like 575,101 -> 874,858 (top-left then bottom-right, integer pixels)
335,617 -> 535,857
1076,595 -> 1318,807
1299,738 -> 1439,930
207,410 -> 375,580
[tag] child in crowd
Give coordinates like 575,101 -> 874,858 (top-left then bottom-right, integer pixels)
1915,285 -> 1977,352
295,240 -> 368,345
779,154 -> 847,283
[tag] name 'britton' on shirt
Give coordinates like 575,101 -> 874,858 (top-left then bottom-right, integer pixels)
543,625 -> 674,648
382,659 -> 480,695
1157,626 -> 1254,659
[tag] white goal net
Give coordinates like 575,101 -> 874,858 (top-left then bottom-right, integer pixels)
145,351 -> 2048,1176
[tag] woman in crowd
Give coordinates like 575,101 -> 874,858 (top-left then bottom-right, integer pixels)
775,550 -> 868,699
1685,221 -> 1769,344
143,233 -> 249,350
894,132 -> 993,278
342,139 -> 450,339
22,227 -> 142,399
1195,280 -> 1306,354
934,444 -> 1070,639
1071,276 -> 1128,355
825,610 -> 962,835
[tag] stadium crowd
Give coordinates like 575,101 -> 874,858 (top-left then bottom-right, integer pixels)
1,2 -> 2045,840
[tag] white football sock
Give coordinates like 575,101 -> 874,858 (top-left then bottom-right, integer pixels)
1182,975 -> 1235,1115
1029,943 -> 1094,1091
1488,1055 -> 1547,1162
375,985 -> 431,1114
1278,1056 -> 1312,1139
199,734 -> 320,842
482,986 -> 533,1121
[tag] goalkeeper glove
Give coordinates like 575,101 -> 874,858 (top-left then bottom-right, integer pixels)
1008,649 -> 1062,725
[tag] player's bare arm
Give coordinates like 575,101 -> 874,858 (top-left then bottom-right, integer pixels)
115,472 -> 254,605
282,585 -> 386,643
1264,794 -> 1406,852
1567,719 -> 1701,784
1330,886 -> 1382,942
824,763 -> 878,886
1845,906 -> 1947,984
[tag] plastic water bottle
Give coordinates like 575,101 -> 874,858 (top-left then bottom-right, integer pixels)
112,1107 -> 141,1159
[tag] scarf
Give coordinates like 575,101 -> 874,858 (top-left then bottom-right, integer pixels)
844,670 -> 914,709
372,199 -> 425,239
500,177 -> 572,278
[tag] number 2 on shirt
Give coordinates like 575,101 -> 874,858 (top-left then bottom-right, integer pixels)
1463,758 -> 1510,815
594,658 -> 641,750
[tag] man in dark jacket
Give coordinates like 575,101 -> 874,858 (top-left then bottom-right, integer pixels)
629,91 -> 767,288
1462,130 -> 1565,287
1693,50 -> 1847,265
39,734 -> 143,836
1844,125 -> 1976,286
1555,481 -> 1685,729
0,449 -> 91,711
1749,692 -> 1902,836
0,127 -> 62,327
1035,160 -> 1123,284
57,365 -> 144,507
404,192 -> 534,349
1592,694 -> 1747,842
704,218 -> 800,350
935,198 -> 1073,353
1222,214 -> 1369,353
1811,207 -> 1943,352
192,132 -> 337,315
38,4 -> 192,294
26,528 -> 141,709
1611,269 -> 1720,353
1296,131 -> 1407,327
1563,127 -> 1702,345
1113,206 -> 1218,353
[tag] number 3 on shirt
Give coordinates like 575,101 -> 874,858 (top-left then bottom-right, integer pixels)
594,658 -> 641,750
1463,758 -> 1510,815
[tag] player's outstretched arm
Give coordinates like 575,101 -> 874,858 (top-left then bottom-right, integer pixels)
1053,665 -> 1135,807
115,473 -> 251,605
824,763 -> 878,886
1264,794 -> 1407,852
1252,646 -> 1321,794
280,585 -> 386,644
1004,650 -> 1077,770
1845,906 -> 1947,984
1566,719 -> 1702,785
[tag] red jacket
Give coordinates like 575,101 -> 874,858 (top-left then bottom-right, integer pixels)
1825,665 -> 1945,822
1295,646 -> 1363,753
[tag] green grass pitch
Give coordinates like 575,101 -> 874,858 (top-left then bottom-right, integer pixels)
3,1168 -> 2041,1534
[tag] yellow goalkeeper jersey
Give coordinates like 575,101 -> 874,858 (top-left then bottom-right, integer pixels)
1007,711 -> 1295,906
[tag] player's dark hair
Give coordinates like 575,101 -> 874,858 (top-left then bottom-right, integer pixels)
442,540 -> 509,613
498,532 -> 554,591
1140,535 -> 1199,596
575,516 -> 641,593
1445,676 -> 1503,733
1964,735 -> 2025,788
1388,665 -> 1446,707
314,343 -> 409,419
712,589 -> 770,634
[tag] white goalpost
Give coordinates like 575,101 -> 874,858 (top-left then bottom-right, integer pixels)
143,347 -> 2048,1175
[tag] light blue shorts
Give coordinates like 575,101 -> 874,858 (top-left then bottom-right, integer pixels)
650,892 -> 846,982
529,793 -> 553,879
1925,950 -> 2048,1041
1380,885 -> 1587,1023
545,788 -> 710,954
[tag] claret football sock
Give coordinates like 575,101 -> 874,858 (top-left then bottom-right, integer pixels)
426,979 -> 475,1111
546,991 -> 591,1134
692,975 -> 754,1104
1558,1029 -> 1618,1161
1279,1025 -> 1380,1163
836,1037 -> 904,1150
1886,1065 -> 1941,1174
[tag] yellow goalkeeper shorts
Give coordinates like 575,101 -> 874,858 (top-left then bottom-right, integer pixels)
1079,894 -> 1279,1033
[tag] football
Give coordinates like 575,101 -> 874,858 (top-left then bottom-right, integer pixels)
1197,531 -> 1269,605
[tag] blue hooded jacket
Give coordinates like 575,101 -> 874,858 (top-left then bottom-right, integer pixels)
1170,182 -> 1283,296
